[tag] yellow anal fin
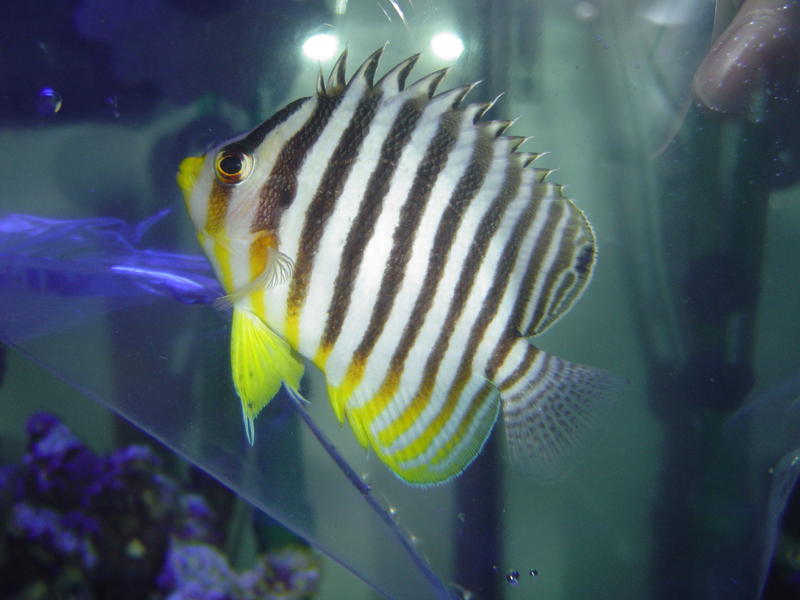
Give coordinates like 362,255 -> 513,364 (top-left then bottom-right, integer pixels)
231,307 -> 304,445
326,383 -> 371,449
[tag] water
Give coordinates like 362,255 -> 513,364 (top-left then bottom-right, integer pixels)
1,1 -> 800,599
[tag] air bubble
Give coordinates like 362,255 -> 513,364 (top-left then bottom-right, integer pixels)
506,569 -> 520,584
35,87 -> 62,115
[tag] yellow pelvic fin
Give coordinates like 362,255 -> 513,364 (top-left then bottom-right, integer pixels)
231,307 -> 304,445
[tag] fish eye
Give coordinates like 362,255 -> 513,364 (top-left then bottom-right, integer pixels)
214,148 -> 253,184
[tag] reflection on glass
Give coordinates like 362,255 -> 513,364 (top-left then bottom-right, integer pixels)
302,34 -> 341,62
430,32 -> 464,61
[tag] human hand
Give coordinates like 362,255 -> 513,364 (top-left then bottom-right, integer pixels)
693,0 -> 799,113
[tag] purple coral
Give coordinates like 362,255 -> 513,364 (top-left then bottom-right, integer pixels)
158,541 -> 321,600
0,412 -> 320,599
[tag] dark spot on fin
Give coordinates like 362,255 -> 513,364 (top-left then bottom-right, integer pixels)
575,244 -> 594,276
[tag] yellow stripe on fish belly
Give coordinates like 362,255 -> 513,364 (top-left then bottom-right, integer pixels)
212,237 -> 234,294
247,232 -> 276,320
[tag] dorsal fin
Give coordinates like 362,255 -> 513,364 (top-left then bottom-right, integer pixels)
346,45 -> 385,90
434,80 -> 480,109
533,167 -> 556,182
506,135 -> 529,150
326,48 -> 348,92
405,67 -> 450,98
316,66 -> 326,96
374,52 -> 420,94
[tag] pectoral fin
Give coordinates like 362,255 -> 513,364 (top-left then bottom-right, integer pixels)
215,247 -> 294,310
231,307 -> 304,444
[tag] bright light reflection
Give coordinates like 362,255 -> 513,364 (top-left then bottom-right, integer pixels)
430,32 -> 464,61
302,33 -> 340,61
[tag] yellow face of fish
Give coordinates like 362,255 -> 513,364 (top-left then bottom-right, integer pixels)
177,142 -> 260,238
177,48 -> 613,486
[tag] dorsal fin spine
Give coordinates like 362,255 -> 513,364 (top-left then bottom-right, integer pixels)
404,67 -> 449,98
428,84 -> 474,113
375,52 -> 420,94
521,152 -> 541,167
326,48 -> 348,91
534,167 -> 556,182
448,81 -> 480,108
316,67 -> 326,95
506,134 -> 528,148
475,92 -> 503,122
348,46 -> 385,90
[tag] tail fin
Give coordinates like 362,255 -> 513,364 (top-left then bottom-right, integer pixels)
231,307 -> 304,444
497,339 -> 621,478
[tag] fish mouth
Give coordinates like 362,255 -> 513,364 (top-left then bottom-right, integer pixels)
177,155 -> 204,204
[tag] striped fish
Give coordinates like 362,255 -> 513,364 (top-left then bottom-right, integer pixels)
177,48 -> 613,485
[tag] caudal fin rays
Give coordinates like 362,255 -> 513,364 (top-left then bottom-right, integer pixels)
498,340 -> 623,479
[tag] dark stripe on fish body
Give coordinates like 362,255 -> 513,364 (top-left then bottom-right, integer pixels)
384,161 -> 523,435
416,161 -> 522,390
502,353 -> 554,413
321,98 -> 425,350
507,196 -> 565,336
574,243 -> 593,276
433,190 -> 544,426
352,109 -> 463,364
205,179 -> 233,233
493,342 -> 539,389
240,97 -> 310,153
430,382 -> 495,466
252,94 -> 342,234
524,207 -> 579,334
487,193 -> 562,373
288,91 -> 383,317
383,126 -> 494,382
542,271 -> 577,330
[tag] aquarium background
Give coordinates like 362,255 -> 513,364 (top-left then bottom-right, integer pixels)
1,0 -> 799,599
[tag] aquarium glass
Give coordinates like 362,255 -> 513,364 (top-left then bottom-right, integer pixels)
2,1 -> 800,599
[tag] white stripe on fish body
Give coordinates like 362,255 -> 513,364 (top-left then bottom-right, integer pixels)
295,91 -> 410,358
498,345 -> 547,400
345,109 -> 478,395
186,157 -> 212,235
491,184 -> 562,338
368,191 -> 534,456
367,133 -> 512,428
397,380 -> 496,469
233,101 -> 319,326
321,90 -> 452,388
379,166 -> 561,458
524,204 -> 594,336
259,82 -> 369,336
426,387 -> 500,475
386,374 -> 486,461
225,101 -> 314,230
339,101 -> 490,404
519,203 -> 575,333
199,234 -> 223,285
366,139 -> 518,442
